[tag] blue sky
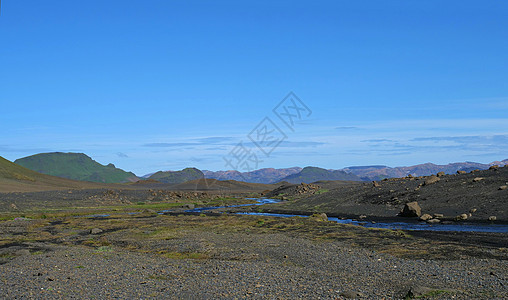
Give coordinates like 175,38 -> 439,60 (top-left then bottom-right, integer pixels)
1,1 -> 507,176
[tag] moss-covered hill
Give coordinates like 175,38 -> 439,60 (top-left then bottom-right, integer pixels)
15,152 -> 139,184
0,155 -> 112,192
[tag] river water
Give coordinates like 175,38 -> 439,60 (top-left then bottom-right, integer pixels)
184,198 -> 508,233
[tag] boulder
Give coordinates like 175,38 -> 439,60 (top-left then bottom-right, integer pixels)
489,165 -> 499,170
473,177 -> 484,182
433,213 -> 444,218
499,185 -> 507,190
400,202 -> 421,217
16,249 -> 31,256
419,214 -> 433,221
340,291 -> 365,299
470,208 -> 477,213
90,228 -> 103,234
488,216 -> 497,221
404,286 -> 440,299
372,181 -> 380,187
424,175 -> 440,186
310,213 -> 328,222
457,170 -> 467,174
437,171 -> 445,177
427,219 -> 441,224
183,204 -> 195,210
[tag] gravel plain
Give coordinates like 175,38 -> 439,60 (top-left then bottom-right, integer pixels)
0,213 -> 507,299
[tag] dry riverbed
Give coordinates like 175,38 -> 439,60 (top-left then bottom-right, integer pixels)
0,206 -> 507,299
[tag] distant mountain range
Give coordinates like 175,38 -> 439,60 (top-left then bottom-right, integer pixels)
148,168 -> 204,184
9,151 -> 508,185
342,160 -> 508,181
203,160 -> 508,183
202,167 -> 302,184
278,166 -> 362,183
15,153 -> 139,184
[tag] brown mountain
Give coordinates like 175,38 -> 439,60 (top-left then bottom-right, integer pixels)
343,160 -> 508,181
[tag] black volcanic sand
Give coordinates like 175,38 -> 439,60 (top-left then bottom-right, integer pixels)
263,166 -> 508,222
0,212 -> 507,299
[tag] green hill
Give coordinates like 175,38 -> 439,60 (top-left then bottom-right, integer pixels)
279,166 -> 362,184
15,152 -> 139,184
0,155 -> 108,192
148,168 -> 204,184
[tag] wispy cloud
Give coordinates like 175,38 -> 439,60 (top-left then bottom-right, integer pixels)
143,136 -> 239,148
116,152 -> 129,158
335,126 -> 358,130
143,142 -> 198,147
361,139 -> 395,143
411,135 -> 508,144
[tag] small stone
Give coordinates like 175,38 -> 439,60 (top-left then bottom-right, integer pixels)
457,170 -> 467,174
470,208 -> 477,213
433,213 -> 444,218
488,216 -> 497,221
427,219 -> 441,224
473,177 -> 484,182
359,215 -> 367,219
455,214 -> 468,221
499,185 -> 507,190
437,171 -> 445,177
419,214 -> 433,221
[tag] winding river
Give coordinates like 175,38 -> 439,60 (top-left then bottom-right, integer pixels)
183,198 -> 508,233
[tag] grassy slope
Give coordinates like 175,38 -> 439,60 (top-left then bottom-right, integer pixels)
0,156 -> 114,192
148,168 -> 204,184
15,153 -> 138,183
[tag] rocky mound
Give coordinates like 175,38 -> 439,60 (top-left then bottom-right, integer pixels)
265,165 -> 508,221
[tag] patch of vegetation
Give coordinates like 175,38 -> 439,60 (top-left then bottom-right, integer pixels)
96,246 -> 113,252
315,189 -> 329,194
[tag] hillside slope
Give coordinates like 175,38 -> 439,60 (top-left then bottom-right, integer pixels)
0,156 -> 110,192
279,166 -> 362,184
15,153 -> 139,183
